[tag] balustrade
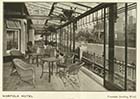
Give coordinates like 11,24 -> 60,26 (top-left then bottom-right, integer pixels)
82,51 -> 136,90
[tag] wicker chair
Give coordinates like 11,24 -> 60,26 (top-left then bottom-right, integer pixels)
13,58 -> 36,87
58,61 -> 84,87
10,50 -> 25,59
56,54 -> 74,73
10,50 -> 25,75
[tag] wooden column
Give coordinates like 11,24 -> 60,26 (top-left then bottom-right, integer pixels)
67,26 -> 69,52
59,29 -> 62,50
70,23 -> 72,51
27,20 -> 30,42
55,31 -> 57,46
73,21 -> 76,52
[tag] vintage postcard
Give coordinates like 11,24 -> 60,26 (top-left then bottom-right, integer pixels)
0,0 -> 140,99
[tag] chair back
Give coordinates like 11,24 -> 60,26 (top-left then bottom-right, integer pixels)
37,47 -> 45,55
44,48 -> 51,57
67,62 -> 84,75
64,54 -> 74,64
13,59 -> 33,78
50,48 -> 55,57
10,50 -> 24,59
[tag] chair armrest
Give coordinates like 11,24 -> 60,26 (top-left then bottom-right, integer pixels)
20,66 -> 34,71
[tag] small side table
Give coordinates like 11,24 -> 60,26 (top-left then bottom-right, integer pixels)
40,57 -> 60,83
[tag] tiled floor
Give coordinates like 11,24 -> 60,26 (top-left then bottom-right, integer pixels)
3,62 -> 107,91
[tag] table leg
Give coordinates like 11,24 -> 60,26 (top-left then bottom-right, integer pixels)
40,62 -> 44,78
28,55 -> 30,63
52,62 -> 54,75
49,62 -> 51,83
37,56 -> 39,67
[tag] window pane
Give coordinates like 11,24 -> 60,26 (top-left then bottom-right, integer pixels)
127,5 -> 136,91
7,30 -> 18,50
114,4 -> 125,89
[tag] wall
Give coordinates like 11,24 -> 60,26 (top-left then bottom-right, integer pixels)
3,19 -> 28,55
35,34 -> 42,41
20,19 -> 27,54
29,28 -> 35,45
3,20 -> 7,56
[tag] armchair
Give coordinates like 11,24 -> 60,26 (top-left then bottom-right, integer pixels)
56,53 -> 74,73
10,50 -> 25,75
58,61 -> 84,87
13,58 -> 36,87
10,50 -> 25,59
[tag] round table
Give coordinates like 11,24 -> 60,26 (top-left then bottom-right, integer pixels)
40,57 -> 60,83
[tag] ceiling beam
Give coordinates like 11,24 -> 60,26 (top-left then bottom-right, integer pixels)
33,27 -> 46,31
26,15 -> 61,20
45,2 -> 57,25
72,3 -> 92,9
4,14 -> 26,19
31,27 -> 47,29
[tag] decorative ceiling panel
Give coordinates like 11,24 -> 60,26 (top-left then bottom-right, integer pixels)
25,2 -> 53,25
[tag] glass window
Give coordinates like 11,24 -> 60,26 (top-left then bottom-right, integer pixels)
7,30 -> 19,50
114,4 -> 125,89
127,4 -> 136,91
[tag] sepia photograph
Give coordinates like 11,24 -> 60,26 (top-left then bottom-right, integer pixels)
2,1 -> 137,93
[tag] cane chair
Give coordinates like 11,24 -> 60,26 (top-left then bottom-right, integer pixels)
58,61 -> 84,87
13,58 -> 36,87
56,53 -> 75,73
10,50 -> 25,59
10,50 -> 25,75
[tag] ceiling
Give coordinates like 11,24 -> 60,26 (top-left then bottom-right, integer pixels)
25,2 -> 100,32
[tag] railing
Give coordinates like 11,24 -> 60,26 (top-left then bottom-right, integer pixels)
57,44 -> 136,91
82,51 -> 136,91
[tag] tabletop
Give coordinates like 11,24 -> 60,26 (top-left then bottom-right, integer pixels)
41,57 -> 60,62
28,53 -> 44,56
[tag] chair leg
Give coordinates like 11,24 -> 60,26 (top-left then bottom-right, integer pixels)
31,69 -> 36,88
40,63 -> 44,78
10,61 -> 17,76
77,74 -> 80,83
76,74 -> 80,87
32,79 -> 36,88
56,66 -> 59,75
16,79 -> 22,85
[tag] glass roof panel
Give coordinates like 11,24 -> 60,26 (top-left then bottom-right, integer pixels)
61,3 -> 87,11
32,19 -> 46,24
77,2 -> 100,8
25,2 -> 100,26
25,2 -> 53,25
55,3 -> 86,14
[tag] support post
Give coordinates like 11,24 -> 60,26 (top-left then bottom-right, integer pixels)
124,3 -> 128,91
73,21 -> 76,52
108,4 -> 116,82
70,23 -> 72,52
103,8 -> 106,86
